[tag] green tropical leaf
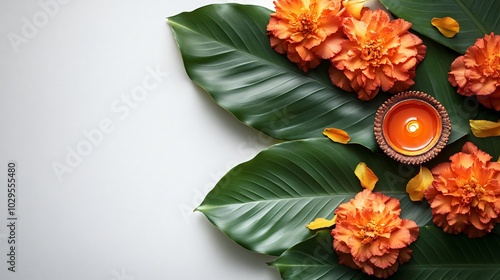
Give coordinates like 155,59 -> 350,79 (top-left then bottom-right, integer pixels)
272,226 -> 500,279
197,138 -> 431,256
379,0 -> 500,54
168,4 -> 387,150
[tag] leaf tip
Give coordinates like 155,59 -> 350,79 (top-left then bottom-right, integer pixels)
194,204 -> 208,213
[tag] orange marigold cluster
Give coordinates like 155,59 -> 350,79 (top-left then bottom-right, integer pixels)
424,142 -> 500,238
449,33 -> 500,111
330,9 -> 426,101
331,189 -> 419,278
266,0 -> 346,72
267,1 -> 426,100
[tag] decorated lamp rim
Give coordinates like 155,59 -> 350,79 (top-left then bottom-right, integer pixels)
374,91 -> 451,165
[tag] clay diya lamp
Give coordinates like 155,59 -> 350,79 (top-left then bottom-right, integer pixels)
374,91 -> 451,165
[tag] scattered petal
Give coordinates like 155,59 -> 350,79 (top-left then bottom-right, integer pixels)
342,0 -> 365,20
354,162 -> 378,190
431,17 -> 460,38
406,166 -> 433,201
470,119 -> 500,138
323,128 -> 351,144
307,215 -> 337,230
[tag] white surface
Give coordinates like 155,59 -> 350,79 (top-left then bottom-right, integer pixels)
0,0 -> 280,279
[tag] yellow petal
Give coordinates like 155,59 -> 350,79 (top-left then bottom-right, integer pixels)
431,17 -> 460,38
323,128 -> 350,144
470,119 -> 500,138
406,166 -> 433,201
306,215 -> 337,230
343,0 -> 366,20
354,162 -> 378,191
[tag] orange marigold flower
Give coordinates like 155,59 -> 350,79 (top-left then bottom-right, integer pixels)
424,142 -> 500,238
331,189 -> 419,278
448,33 -> 500,111
329,9 -> 426,101
267,0 -> 346,72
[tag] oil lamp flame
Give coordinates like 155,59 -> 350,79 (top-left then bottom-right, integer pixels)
407,121 -> 419,133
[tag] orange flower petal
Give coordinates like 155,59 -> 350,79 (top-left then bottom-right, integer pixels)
431,17 -> 460,38
461,141 -> 492,163
354,162 -> 378,190
306,215 -> 337,230
267,0 -> 345,71
342,0 -> 365,20
424,142 -> 500,238
406,166 -> 433,201
369,250 -> 398,269
469,119 -> 500,138
329,9 -> 425,100
331,190 -> 419,278
323,128 -> 351,144
448,33 -> 500,111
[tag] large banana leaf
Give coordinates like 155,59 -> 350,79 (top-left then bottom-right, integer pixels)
272,227 -> 500,279
168,4 -> 386,150
168,4 -> 470,151
379,0 -> 500,54
197,139 -> 431,256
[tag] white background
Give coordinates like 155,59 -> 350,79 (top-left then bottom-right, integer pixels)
0,0 -> 281,279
